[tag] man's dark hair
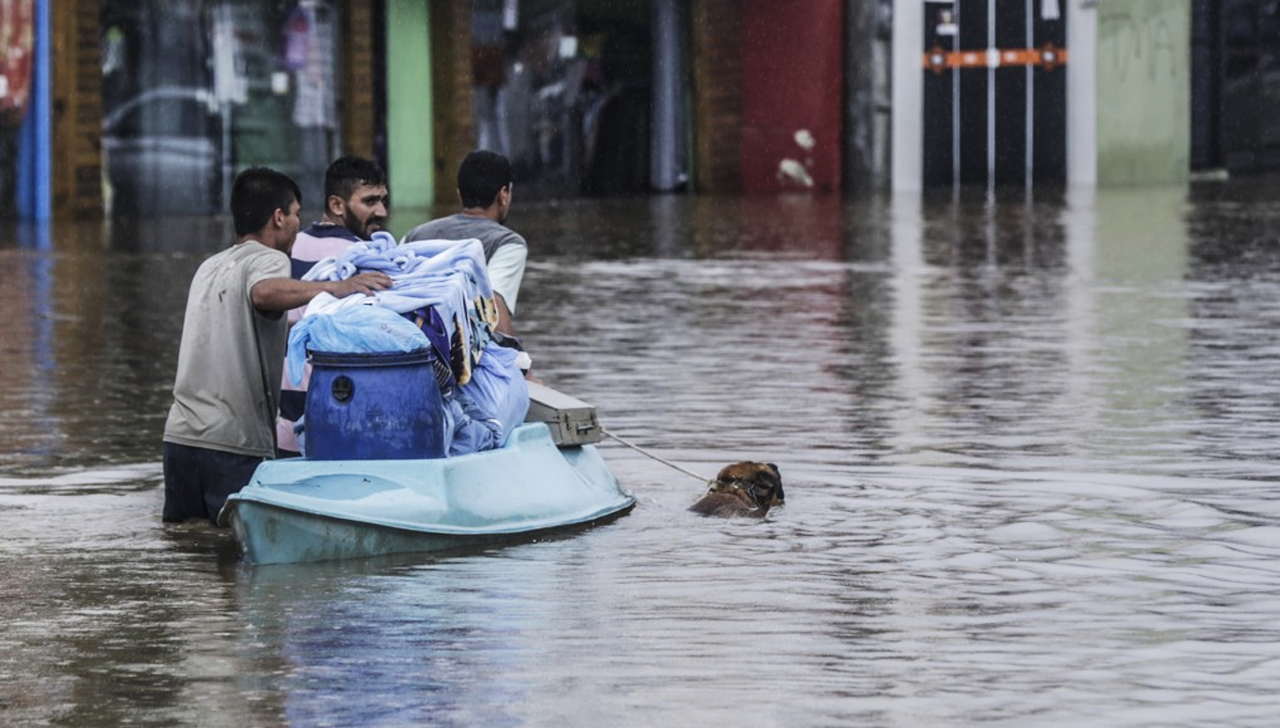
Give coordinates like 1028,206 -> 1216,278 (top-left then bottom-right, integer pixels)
457,150 -> 512,209
325,155 -> 387,202
230,167 -> 300,236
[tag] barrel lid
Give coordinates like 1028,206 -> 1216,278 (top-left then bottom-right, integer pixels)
309,348 -> 433,367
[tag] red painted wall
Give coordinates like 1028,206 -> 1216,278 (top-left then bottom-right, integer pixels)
740,0 -> 843,194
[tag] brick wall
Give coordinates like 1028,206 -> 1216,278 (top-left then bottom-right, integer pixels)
52,0 -> 103,217
430,0 -> 476,205
342,1 -> 377,160
691,0 -> 743,194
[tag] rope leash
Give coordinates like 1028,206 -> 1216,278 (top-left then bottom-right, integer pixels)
600,427 -> 711,485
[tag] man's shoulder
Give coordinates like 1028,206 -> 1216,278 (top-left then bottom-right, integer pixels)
232,241 -> 291,278
406,214 -> 517,236
403,214 -> 466,241
299,222 -> 361,243
244,240 -> 289,260
207,240 -> 286,265
501,226 -> 527,246
193,242 -> 286,289
293,225 -> 361,263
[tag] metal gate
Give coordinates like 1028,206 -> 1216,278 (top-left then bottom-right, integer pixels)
921,0 -> 1067,188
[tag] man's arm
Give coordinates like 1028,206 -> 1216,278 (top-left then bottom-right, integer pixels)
487,243 -> 526,335
251,271 -> 393,312
494,293 -> 514,336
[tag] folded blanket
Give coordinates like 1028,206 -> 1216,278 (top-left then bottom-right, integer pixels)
300,231 -> 496,383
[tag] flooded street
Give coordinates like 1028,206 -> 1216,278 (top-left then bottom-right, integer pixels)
4,183 -> 1280,726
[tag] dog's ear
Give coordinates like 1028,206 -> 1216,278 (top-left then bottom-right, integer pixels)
763,464 -> 784,505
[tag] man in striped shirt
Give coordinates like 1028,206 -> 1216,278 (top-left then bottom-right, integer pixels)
276,156 -> 390,457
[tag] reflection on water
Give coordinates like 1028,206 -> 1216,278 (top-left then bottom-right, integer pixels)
3,183 -> 1280,726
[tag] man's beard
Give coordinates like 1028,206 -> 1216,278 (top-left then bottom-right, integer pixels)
346,210 -> 382,238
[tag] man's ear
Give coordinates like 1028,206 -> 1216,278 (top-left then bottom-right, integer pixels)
327,194 -> 347,218
271,207 -> 286,229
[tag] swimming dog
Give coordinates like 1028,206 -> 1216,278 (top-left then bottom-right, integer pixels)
688,462 -> 784,518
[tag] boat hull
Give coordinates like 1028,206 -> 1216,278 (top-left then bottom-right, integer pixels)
219,423 -> 634,565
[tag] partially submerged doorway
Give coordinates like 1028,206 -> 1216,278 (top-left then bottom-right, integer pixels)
469,0 -> 688,198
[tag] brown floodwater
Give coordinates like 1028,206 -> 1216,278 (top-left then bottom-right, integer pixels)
3,183 -> 1280,726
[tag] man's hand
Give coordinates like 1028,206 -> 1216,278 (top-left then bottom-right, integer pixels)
252,271 -> 394,312
334,271 -> 393,297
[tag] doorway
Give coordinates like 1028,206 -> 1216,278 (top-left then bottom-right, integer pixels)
921,0 -> 1067,188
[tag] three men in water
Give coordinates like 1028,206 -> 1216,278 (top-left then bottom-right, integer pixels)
164,151 -> 529,523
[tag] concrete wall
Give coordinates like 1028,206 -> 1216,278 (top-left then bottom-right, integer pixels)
1095,0 -> 1190,185
890,0 -> 922,192
385,0 -> 433,207
1067,0 -> 1097,188
845,0 -> 891,192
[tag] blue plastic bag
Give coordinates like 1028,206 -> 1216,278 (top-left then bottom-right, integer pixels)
287,305 -> 429,386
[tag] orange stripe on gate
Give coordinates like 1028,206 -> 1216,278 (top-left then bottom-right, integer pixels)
924,45 -> 1069,73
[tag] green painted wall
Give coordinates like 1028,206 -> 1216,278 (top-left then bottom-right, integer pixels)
1096,0 -> 1190,185
386,0 -> 433,207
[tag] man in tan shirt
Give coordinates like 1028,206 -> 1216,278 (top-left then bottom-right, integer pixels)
161,167 -> 391,524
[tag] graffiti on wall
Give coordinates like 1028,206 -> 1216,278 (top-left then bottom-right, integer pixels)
1099,5 -> 1181,83
1095,0 -> 1190,184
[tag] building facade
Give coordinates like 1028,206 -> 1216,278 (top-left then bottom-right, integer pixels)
0,1 -> 1274,219
893,0 -> 1193,191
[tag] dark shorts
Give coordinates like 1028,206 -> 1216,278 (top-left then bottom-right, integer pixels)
162,442 -> 264,525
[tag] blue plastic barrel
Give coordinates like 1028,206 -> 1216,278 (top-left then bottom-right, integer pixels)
304,349 -> 448,460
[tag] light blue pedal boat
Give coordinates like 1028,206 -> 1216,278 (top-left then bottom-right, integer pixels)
217,380 -> 635,565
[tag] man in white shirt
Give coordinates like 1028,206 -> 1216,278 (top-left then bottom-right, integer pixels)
402,150 -> 527,336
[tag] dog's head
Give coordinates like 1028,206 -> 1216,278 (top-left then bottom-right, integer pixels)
710,462 -> 784,509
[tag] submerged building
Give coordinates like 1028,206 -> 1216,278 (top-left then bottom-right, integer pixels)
0,0 -> 1268,219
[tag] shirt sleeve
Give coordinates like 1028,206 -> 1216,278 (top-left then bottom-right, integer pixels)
486,243 -> 527,314
244,246 -> 292,305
